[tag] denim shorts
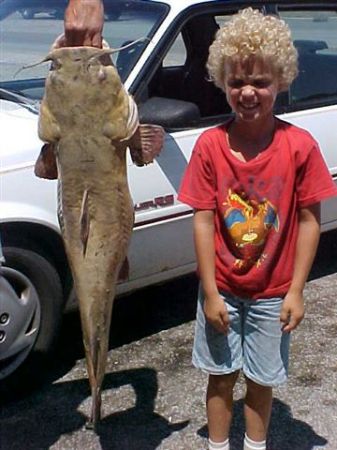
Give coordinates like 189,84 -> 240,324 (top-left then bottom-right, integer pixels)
192,287 -> 290,387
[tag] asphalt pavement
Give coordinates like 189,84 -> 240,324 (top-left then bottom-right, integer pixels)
1,230 -> 337,450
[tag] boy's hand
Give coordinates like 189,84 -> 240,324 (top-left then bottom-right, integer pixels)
280,292 -> 305,333
204,295 -> 229,334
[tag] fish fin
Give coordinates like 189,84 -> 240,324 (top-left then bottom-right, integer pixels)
80,189 -> 90,257
34,143 -> 58,179
128,124 -> 165,166
57,181 -> 65,235
117,257 -> 129,282
105,95 -> 139,142
120,94 -> 139,142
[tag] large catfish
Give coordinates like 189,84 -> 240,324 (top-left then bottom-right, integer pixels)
36,41 -> 164,429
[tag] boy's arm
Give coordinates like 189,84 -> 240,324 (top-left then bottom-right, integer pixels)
193,209 -> 229,334
280,203 -> 321,332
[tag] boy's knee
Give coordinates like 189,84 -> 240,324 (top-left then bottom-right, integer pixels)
245,376 -> 272,398
208,371 -> 239,394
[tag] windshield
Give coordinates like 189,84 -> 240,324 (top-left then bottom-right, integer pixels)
0,0 -> 169,99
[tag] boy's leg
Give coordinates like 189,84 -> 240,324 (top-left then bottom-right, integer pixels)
242,297 -> 290,447
244,376 -> 272,442
192,287 -> 244,447
207,371 -> 240,442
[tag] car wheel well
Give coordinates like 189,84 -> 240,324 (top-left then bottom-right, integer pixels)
0,247 -> 64,396
0,222 -> 72,299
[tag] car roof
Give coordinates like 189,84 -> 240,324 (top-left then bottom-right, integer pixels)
147,0 -> 337,9
151,0 -> 221,4
148,0 -> 229,13
165,0 -> 231,6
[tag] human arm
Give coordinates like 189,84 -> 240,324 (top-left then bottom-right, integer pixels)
194,209 -> 229,334
280,203 -> 321,332
62,0 -> 104,47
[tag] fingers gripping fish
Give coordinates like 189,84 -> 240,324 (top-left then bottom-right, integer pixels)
36,41 -> 164,429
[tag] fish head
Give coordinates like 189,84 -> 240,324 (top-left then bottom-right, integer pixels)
47,46 -> 118,81
44,47 -> 124,106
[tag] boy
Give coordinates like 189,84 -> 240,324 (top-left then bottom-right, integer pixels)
178,7 -> 337,450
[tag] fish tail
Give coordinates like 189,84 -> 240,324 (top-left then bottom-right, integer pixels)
85,386 -> 101,430
84,337 -> 105,430
80,189 -> 90,256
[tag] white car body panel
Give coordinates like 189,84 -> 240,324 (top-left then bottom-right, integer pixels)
279,106 -> 337,230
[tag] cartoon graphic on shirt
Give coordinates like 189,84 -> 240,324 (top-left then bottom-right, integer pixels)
223,189 -> 279,269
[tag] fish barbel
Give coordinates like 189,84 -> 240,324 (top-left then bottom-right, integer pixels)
37,43 -> 164,429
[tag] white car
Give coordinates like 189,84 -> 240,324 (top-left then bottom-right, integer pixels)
0,0 -> 337,389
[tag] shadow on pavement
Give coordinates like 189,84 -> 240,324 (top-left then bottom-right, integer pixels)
1,273 -> 199,405
0,272 -> 199,400
0,367 -> 188,450
98,369 -> 189,449
198,398 -> 327,450
54,273 -> 199,363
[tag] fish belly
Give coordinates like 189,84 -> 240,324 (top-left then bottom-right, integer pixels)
58,164 -> 134,425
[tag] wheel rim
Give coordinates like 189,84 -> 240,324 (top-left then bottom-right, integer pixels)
0,267 -> 41,379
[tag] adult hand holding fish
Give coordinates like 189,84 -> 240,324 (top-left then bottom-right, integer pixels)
58,0 -> 105,48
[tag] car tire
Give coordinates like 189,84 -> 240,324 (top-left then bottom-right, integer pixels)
20,9 -> 35,20
0,246 -> 63,398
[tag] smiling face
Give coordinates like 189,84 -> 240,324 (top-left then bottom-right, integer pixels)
224,57 -> 280,125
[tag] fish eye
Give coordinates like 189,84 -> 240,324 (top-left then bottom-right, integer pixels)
88,57 -> 101,66
86,61 -> 99,72
50,59 -> 62,70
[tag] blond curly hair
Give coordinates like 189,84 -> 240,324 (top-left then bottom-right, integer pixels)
207,7 -> 298,92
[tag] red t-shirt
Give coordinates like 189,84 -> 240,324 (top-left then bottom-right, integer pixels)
178,118 -> 337,299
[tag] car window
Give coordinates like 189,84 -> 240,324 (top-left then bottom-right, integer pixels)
139,12 -> 237,131
278,8 -> 337,109
0,0 -> 169,98
162,32 -> 186,67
